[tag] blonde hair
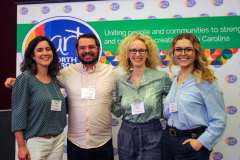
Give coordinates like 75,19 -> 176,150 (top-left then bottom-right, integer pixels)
170,33 -> 216,82
117,32 -> 159,71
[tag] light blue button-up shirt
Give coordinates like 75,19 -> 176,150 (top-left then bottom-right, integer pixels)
163,74 -> 226,150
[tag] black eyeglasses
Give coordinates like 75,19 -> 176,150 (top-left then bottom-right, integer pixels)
174,47 -> 194,54
128,48 -> 148,55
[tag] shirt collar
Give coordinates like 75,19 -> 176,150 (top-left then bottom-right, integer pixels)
78,63 -> 98,74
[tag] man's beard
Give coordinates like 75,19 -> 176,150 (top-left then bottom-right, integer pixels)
78,52 -> 99,65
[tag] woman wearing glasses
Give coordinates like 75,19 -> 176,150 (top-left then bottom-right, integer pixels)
162,33 -> 226,160
112,32 -> 172,160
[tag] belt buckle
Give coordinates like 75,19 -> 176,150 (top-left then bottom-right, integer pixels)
169,128 -> 177,136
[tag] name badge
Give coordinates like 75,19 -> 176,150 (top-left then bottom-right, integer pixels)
81,88 -> 96,99
131,101 -> 145,115
169,102 -> 178,113
51,99 -> 62,111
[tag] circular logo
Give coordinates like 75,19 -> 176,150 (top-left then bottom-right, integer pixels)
212,0 -> 224,6
22,16 -> 101,68
41,6 -> 50,14
86,4 -> 95,12
186,0 -> 196,7
110,2 -> 120,11
135,1 -> 144,10
20,7 -> 28,15
63,5 -> 72,13
225,137 -> 238,146
225,74 -> 237,84
226,106 -> 238,115
159,1 -> 170,9
212,152 -> 223,160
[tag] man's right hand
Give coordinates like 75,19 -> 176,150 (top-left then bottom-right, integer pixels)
4,77 -> 16,88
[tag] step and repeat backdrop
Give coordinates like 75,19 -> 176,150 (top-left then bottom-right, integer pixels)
17,0 -> 240,159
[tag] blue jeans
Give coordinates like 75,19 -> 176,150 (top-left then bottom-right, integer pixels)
118,119 -> 162,160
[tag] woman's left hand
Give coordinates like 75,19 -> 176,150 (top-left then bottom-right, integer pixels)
182,138 -> 203,151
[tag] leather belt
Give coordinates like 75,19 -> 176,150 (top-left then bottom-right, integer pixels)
166,126 -> 206,138
40,134 -> 59,139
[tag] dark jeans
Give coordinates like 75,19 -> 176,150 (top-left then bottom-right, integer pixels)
161,130 -> 211,160
67,138 -> 114,160
118,119 -> 162,160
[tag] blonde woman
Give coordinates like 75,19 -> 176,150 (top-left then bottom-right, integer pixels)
112,32 -> 171,160
162,33 -> 226,160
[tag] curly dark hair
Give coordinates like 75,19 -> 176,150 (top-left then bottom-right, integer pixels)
20,36 -> 60,77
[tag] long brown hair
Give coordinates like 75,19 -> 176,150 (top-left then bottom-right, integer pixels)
170,33 -> 216,82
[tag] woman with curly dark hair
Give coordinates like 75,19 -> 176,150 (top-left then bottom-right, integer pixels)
12,36 -> 67,160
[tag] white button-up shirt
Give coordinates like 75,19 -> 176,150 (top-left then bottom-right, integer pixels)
58,63 -> 116,149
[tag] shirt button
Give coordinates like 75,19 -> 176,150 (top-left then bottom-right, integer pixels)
86,128 -> 90,132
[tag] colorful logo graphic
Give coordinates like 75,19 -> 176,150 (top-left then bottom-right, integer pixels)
158,48 -> 238,68
205,48 -> 238,65
22,16 -> 101,68
100,51 -> 118,66
159,50 -> 171,67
